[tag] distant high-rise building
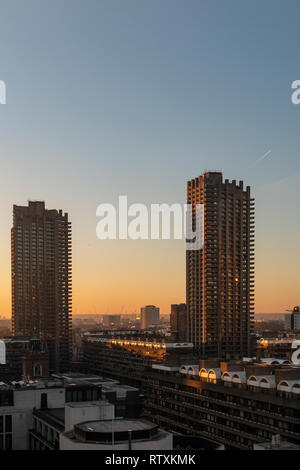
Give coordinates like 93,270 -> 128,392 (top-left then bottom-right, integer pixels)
102,314 -> 121,327
186,172 -> 254,358
170,304 -> 187,341
140,305 -> 160,329
11,201 -> 72,372
285,306 -> 300,330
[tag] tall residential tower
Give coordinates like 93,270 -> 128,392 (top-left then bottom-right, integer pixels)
186,172 -> 254,358
11,201 -> 72,372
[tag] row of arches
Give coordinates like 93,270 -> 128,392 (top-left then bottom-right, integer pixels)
247,375 -> 276,388
260,358 -> 291,365
180,365 -> 245,382
277,380 -> 300,394
179,365 -> 300,393
179,365 -> 199,375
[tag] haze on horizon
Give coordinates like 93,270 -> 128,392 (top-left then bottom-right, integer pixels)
0,0 -> 300,317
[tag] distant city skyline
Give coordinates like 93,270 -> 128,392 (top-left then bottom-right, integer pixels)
0,1 -> 300,316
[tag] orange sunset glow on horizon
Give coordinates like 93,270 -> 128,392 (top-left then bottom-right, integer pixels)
0,171 -> 299,320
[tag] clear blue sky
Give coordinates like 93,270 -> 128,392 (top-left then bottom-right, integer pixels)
0,0 -> 299,314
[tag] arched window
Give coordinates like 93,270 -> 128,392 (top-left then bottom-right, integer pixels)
279,381 -> 289,387
208,370 -> 217,383
223,372 -> 230,378
34,363 -> 42,377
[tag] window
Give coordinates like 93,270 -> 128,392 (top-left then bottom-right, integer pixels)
0,415 -> 12,449
41,393 -> 48,409
5,416 -> 11,433
33,364 -> 42,377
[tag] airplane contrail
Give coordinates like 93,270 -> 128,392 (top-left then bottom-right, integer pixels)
255,149 -> 272,163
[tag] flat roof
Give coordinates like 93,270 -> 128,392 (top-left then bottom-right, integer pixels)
152,364 -> 180,372
77,418 -> 157,434
40,408 -> 65,422
257,441 -> 300,450
66,400 -> 110,408
102,384 -> 138,392
0,379 -> 64,390
33,408 -> 65,431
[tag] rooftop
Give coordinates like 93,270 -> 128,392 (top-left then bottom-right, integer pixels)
33,408 -> 65,432
255,440 -> 300,450
150,359 -> 300,397
66,400 -> 110,409
77,418 -> 156,434
0,378 -> 64,390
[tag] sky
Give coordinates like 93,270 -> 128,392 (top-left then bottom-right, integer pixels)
0,0 -> 299,316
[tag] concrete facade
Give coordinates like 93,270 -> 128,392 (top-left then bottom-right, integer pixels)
0,383 -> 65,449
140,306 -> 160,329
11,201 -> 72,372
186,172 -> 254,358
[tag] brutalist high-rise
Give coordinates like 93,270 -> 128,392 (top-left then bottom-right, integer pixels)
11,201 -> 72,372
186,172 -> 254,358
